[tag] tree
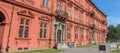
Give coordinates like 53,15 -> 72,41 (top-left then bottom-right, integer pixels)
107,25 -> 120,41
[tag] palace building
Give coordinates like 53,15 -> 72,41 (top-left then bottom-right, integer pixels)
0,0 -> 108,52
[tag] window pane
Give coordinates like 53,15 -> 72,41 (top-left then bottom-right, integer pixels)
26,20 -> 29,25
24,27 -> 29,38
44,23 -> 47,28
46,0 -> 49,8
40,29 -> 43,38
19,26 -> 24,37
40,23 -> 43,27
42,0 -> 45,6
20,19 -> 24,24
18,48 -> 22,51
24,47 -> 28,50
44,29 -> 46,38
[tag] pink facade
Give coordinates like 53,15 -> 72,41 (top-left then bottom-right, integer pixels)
0,0 -> 107,52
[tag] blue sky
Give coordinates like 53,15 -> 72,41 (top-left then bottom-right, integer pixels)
91,0 -> 120,26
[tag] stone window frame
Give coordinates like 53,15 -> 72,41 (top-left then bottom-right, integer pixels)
80,26 -> 84,40
67,4 -> 72,17
39,22 -> 47,39
74,8 -> 79,20
42,0 -> 49,8
74,26 -> 78,39
67,27 -> 71,39
18,17 -> 30,38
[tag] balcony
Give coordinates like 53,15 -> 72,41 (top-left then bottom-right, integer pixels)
89,11 -> 95,17
90,24 -> 95,30
55,10 -> 68,19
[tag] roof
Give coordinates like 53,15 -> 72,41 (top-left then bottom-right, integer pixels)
89,0 -> 107,17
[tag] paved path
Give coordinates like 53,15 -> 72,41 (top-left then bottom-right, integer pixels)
57,46 -> 99,53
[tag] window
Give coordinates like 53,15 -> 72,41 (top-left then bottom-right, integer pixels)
24,47 -> 28,50
67,5 -> 72,16
80,29 -> 84,40
67,28 -> 71,38
42,0 -> 49,8
75,28 -> 78,39
74,9 -> 78,20
80,12 -> 83,21
40,23 -> 47,38
19,19 -> 29,38
57,1 -> 62,10
18,48 -> 22,50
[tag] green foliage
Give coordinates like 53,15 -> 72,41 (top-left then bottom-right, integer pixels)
107,25 -> 120,41
111,50 -> 119,53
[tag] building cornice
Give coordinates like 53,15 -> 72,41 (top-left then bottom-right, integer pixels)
4,0 -> 54,16
88,0 -> 106,17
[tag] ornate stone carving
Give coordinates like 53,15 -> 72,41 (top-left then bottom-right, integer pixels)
17,10 -> 34,18
38,15 -> 50,22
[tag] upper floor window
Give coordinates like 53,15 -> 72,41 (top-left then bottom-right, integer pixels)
67,5 -> 72,16
74,9 -> 78,20
19,19 -> 30,38
57,1 -> 62,10
40,22 -> 47,38
80,12 -> 83,21
42,0 -> 49,8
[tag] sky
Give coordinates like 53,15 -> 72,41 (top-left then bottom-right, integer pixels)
91,0 -> 120,26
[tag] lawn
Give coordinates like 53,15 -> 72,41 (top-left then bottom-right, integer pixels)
11,49 -> 63,53
77,44 -> 96,48
111,50 -> 120,53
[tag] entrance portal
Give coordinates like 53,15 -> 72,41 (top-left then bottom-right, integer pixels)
0,11 -> 6,52
57,30 -> 61,43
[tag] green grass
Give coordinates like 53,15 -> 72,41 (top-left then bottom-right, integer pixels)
11,49 -> 63,53
117,42 -> 120,46
111,50 -> 120,53
77,44 -> 96,48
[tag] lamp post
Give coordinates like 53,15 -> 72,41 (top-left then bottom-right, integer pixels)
6,4 -> 15,53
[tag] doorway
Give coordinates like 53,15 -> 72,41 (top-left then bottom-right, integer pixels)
0,11 -> 5,52
57,30 -> 62,43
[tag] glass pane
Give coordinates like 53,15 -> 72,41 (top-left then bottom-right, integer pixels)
44,23 -> 47,28
44,29 -> 46,38
18,48 -> 22,50
46,0 -> 48,8
40,29 -> 43,38
40,23 -> 43,27
42,0 -> 45,6
20,19 -> 24,24
24,27 -> 29,38
19,26 -> 24,37
26,20 -> 29,25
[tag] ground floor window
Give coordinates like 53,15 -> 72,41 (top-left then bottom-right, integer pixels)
75,28 -> 78,39
19,18 -> 30,38
67,28 -> 71,38
39,22 -> 47,38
